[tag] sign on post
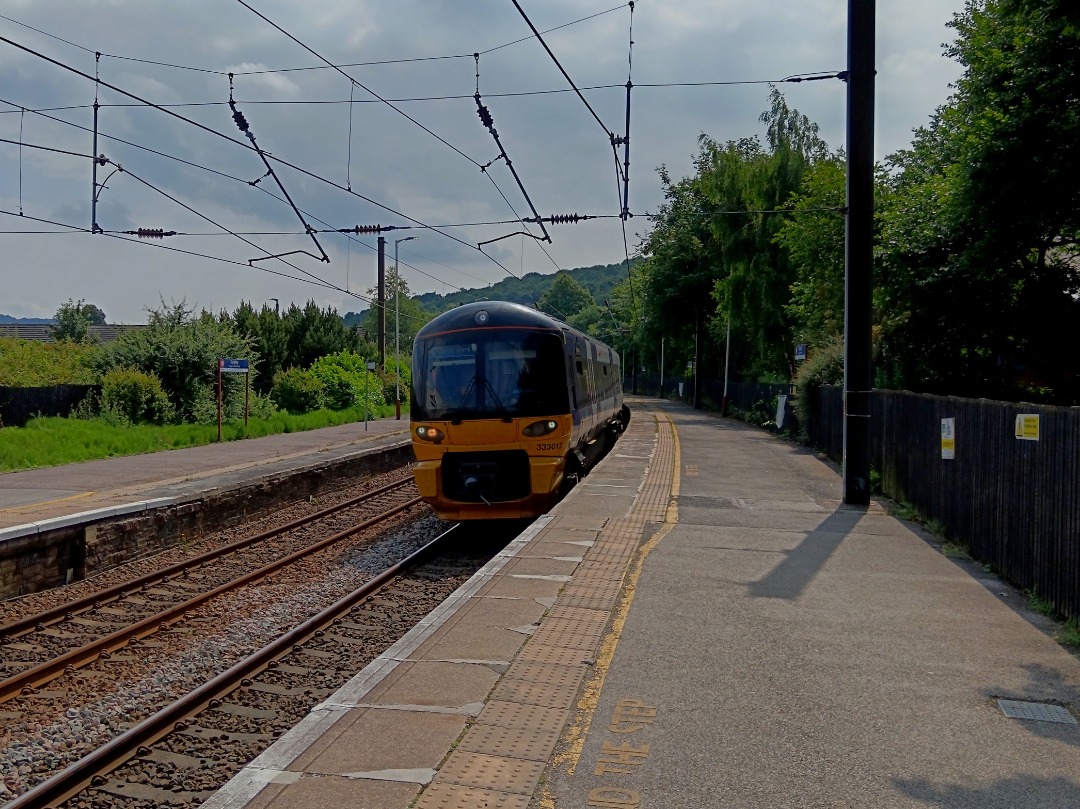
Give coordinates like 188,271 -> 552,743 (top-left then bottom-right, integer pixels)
364,360 -> 377,431
219,358 -> 249,374
217,358 -> 251,440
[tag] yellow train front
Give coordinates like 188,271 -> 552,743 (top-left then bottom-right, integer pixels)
409,301 -> 629,520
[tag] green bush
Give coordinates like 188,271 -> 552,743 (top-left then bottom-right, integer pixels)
271,367 -> 325,413
792,335 -> 844,437
309,351 -> 385,411
101,368 -> 173,425
0,338 -> 101,386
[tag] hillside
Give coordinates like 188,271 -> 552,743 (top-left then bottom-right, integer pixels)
344,260 -> 639,325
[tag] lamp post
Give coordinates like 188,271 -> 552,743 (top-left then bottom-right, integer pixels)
393,236 -> 417,419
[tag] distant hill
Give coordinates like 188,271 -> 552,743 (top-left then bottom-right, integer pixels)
0,315 -> 53,324
344,259 -> 639,325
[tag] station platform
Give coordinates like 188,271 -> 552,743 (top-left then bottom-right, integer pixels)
197,400 -> 1080,809
0,418 -> 410,537
5,402 -> 1080,807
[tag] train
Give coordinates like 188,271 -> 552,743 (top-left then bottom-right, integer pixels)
409,301 -> 631,520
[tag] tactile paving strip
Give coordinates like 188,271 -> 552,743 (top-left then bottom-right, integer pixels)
504,659 -> 589,686
516,641 -> 597,665
545,604 -> 612,623
489,676 -> 581,709
530,617 -> 608,650
571,559 -> 633,582
556,580 -> 625,610
457,723 -> 561,760
476,700 -> 571,734
438,750 -> 546,793
414,783 -> 530,809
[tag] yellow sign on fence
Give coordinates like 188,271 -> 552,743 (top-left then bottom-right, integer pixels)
1015,414 -> 1040,441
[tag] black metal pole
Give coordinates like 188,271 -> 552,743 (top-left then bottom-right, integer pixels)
843,0 -> 875,505
377,236 -> 386,367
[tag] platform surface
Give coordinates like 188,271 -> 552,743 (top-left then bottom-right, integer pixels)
196,400 -> 1080,809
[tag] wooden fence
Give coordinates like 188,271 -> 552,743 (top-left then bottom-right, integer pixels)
804,385 -> 1080,621
0,385 -> 98,427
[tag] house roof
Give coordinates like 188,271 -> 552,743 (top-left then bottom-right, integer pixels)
0,324 -> 145,344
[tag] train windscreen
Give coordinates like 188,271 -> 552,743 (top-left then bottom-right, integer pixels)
412,329 -> 568,421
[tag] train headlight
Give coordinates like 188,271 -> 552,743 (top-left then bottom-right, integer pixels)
415,426 -> 445,442
523,419 -> 559,437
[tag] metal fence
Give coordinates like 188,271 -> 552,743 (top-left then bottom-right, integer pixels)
0,385 -> 98,427
803,385 -> 1080,621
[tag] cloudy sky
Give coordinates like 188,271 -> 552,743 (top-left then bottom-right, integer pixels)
1,0 -> 964,324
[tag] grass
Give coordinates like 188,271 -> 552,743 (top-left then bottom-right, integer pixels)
0,404 -> 400,473
1060,620 -> 1080,648
1025,587 -> 1060,618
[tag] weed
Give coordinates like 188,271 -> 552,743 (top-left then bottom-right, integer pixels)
940,541 -> 971,559
924,518 -> 947,538
1024,588 -> 1061,619
889,502 -> 920,523
1059,619 -> 1080,648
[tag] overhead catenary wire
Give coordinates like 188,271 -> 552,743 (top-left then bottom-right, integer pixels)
0,36 -> 519,280
227,80 -> 328,262
0,100 -> 499,289
0,74 -> 847,116
0,6 -> 629,77
509,0 -> 615,140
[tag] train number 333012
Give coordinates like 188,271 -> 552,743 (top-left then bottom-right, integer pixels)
536,442 -> 562,452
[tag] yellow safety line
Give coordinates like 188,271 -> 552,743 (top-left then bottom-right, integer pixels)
545,406 -> 681,788
0,490 -> 96,515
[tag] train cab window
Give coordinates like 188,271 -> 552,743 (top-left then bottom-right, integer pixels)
413,329 -> 569,420
576,360 -> 584,375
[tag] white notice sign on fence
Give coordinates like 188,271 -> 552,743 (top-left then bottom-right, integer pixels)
941,418 -> 955,460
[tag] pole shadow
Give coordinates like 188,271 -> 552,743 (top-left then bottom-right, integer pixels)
747,506 -> 865,600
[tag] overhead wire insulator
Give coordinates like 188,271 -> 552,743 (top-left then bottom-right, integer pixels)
475,97 -> 494,130
350,225 -> 382,234
229,97 -> 250,133
132,228 -> 176,239
549,213 -> 581,224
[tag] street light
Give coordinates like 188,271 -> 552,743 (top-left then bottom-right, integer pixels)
393,236 -> 417,420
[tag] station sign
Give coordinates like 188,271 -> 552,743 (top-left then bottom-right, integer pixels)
219,358 -> 249,374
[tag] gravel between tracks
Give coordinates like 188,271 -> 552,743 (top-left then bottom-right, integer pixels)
0,506 -> 449,802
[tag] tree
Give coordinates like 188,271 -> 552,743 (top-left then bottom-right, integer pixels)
359,276 -> 432,364
52,299 -> 106,343
537,272 -> 595,321
875,0 -> 1080,400
283,300 -> 363,371
96,300 -> 258,423
232,301 -> 290,394
639,89 -> 834,385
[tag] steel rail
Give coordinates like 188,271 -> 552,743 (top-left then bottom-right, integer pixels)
0,475 -> 415,640
0,493 -> 423,704
4,523 -> 460,809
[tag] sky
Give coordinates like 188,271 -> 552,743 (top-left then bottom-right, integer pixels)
0,0 -> 965,324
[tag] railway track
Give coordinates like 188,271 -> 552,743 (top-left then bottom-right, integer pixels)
4,522 -> 499,809
0,475 -> 421,703
0,474 -> 462,803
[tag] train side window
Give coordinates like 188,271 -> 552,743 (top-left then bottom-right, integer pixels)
576,360 -> 584,375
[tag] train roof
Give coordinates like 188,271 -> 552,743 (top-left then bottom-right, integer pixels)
416,301 -> 566,338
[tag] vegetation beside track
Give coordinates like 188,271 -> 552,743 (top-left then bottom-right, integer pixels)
0,404 -> 398,473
